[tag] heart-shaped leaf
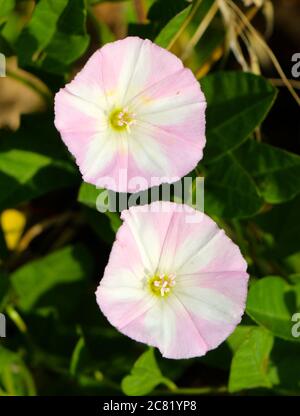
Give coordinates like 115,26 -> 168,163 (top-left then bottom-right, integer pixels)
201,71 -> 277,162
121,349 -> 174,396
234,140 -> 300,204
246,276 -> 300,342
229,327 -> 274,392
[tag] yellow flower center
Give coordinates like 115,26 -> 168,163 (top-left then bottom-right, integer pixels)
109,107 -> 136,132
148,273 -> 176,297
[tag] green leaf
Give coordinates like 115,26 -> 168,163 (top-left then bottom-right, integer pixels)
234,140 -> 300,204
227,325 -> 256,352
268,339 -> 300,393
129,0 -> 190,40
229,327 -> 274,393
121,349 -> 174,396
155,5 -> 191,48
16,0 -> 69,65
0,346 -> 36,396
78,182 -> 102,209
0,0 -> 14,23
193,24 -> 224,70
78,182 -> 121,234
16,0 -> 89,73
88,0 -> 128,4
201,71 -> 277,162
246,276 -> 300,342
40,0 -> 90,74
11,244 -> 93,312
204,152 -> 263,218
0,345 -> 18,373
0,115 -> 79,210
256,195 -> 300,258
148,0 -> 190,25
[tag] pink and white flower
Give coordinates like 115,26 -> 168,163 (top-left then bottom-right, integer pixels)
54,37 -> 206,193
96,202 -> 249,359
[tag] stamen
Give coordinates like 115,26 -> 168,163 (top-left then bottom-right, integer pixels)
148,273 -> 176,298
109,107 -> 137,132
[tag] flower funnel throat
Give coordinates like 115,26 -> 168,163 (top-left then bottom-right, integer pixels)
148,273 -> 176,297
110,107 -> 136,132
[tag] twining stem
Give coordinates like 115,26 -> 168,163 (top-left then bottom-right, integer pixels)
6,305 -> 27,333
181,0 -> 219,61
167,0 -> 204,51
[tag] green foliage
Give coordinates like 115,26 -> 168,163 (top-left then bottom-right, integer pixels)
122,349 -> 175,396
228,327 -> 274,392
268,340 -> 300,393
0,0 -> 299,398
204,152 -> 263,218
155,5 -> 192,48
247,276 -> 300,342
16,0 -> 69,65
0,0 -> 15,24
78,182 -> 122,237
11,244 -> 93,313
78,182 -> 103,209
0,346 -> 36,395
16,0 -> 89,74
148,0 -> 190,27
70,337 -> 89,376
129,0 -> 190,40
234,140 -> 300,204
201,71 -> 277,162
0,115 -> 79,210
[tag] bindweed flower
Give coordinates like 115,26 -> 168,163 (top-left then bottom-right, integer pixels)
96,202 -> 249,359
54,37 -> 206,193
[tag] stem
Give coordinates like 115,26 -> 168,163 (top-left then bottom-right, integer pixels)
163,378 -> 178,392
22,365 -> 37,396
226,0 -> 300,106
269,78 -> 300,90
6,305 -> 27,333
181,0 -> 219,61
6,69 -> 52,107
174,385 -> 227,395
2,368 -> 16,396
167,0 -> 203,51
195,4 -> 259,79
15,212 -> 76,253
87,5 -> 102,43
156,385 -> 227,395
133,0 -> 147,23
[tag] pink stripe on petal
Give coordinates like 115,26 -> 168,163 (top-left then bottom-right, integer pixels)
96,202 -> 249,359
158,295 -> 209,359
64,50 -> 107,109
54,38 -> 207,193
177,271 -> 249,305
